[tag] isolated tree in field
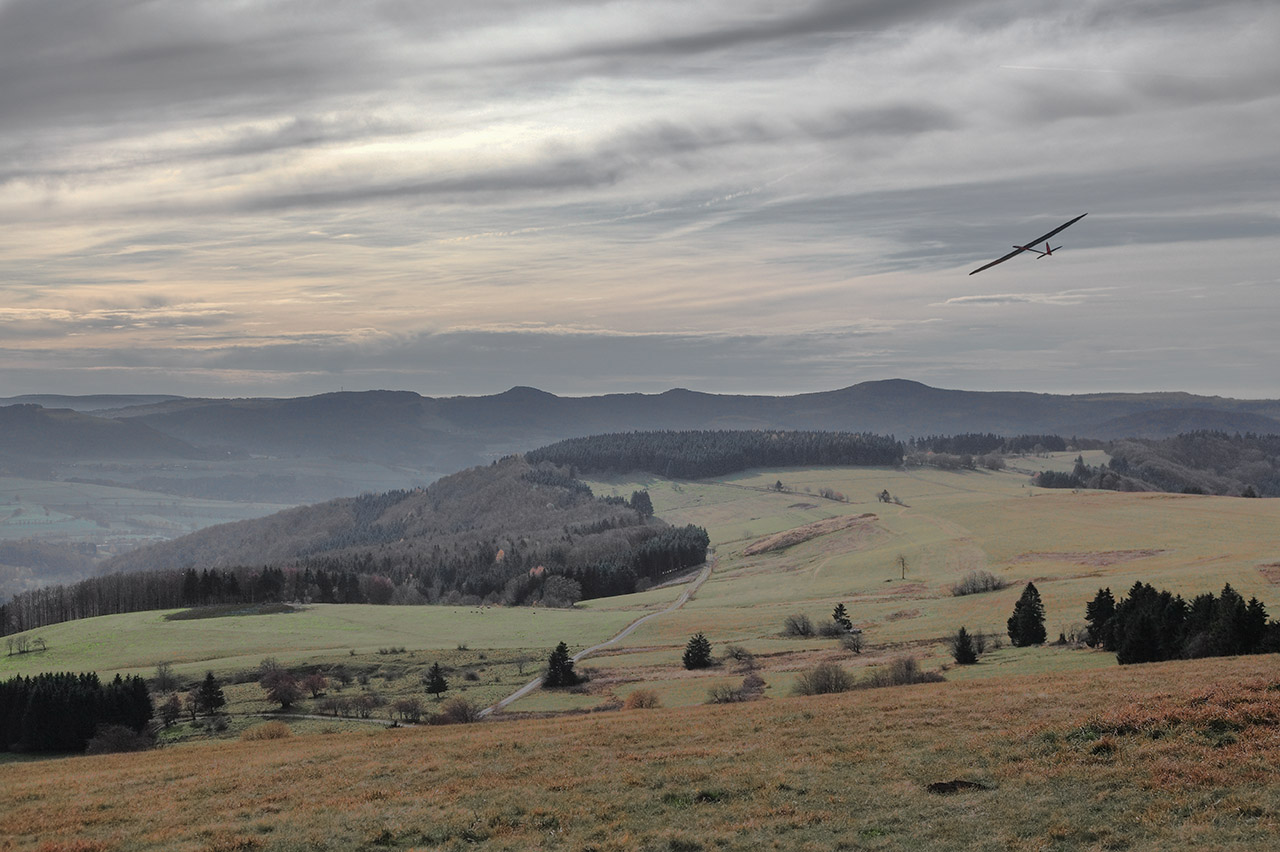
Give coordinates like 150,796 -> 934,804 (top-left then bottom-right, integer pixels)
950,627 -> 979,665
425,662 -> 448,699
194,671 -> 226,716
682,632 -> 713,669
832,603 -> 853,632
544,641 -> 579,688
1007,582 -> 1047,647
260,669 -> 302,710
896,554 -> 908,580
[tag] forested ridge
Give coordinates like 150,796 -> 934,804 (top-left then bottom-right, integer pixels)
1032,431 -> 1280,497
1,457 -> 708,636
526,430 -> 904,478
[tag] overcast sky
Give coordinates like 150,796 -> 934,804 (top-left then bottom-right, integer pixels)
2,0 -> 1278,400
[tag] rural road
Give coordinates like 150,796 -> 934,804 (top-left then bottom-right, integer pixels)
479,556 -> 715,717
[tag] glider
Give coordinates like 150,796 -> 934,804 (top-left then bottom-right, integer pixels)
969,213 -> 1087,275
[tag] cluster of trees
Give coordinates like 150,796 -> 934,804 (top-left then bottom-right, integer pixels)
1,672 -> 152,753
1,460 -> 709,636
1085,582 -> 1279,664
526,430 -> 905,479
907,433 -> 1071,456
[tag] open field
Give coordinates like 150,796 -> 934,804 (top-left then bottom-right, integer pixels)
7,455 -> 1280,717
2,654 -> 1278,851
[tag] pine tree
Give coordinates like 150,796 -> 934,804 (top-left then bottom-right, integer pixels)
544,641 -> 579,688
1084,587 -> 1116,649
424,662 -> 448,699
832,603 -> 853,632
194,671 -> 226,716
682,633 -> 713,669
951,627 -> 978,665
1007,582 -> 1047,647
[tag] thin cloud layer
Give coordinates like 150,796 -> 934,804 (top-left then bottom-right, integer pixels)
1,0 -> 1278,398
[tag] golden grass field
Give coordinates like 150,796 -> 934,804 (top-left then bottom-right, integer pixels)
3,456 -> 1280,849
2,654 -> 1278,851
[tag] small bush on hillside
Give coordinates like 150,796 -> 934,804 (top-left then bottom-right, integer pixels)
783,614 -> 815,637
706,684 -> 747,704
792,662 -> 854,696
624,689 -> 661,710
724,645 -> 755,668
840,632 -> 864,654
242,721 -> 292,741
859,656 -> 945,689
432,698 -> 480,725
740,672 -> 767,699
950,570 -> 1009,597
85,724 -> 153,755
816,620 -> 846,638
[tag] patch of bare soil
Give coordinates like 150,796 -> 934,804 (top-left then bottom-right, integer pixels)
1258,563 -> 1280,584
787,502 -> 819,510
742,513 -> 878,556
1012,549 -> 1165,567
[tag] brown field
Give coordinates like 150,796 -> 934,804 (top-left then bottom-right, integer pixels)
3,654 -> 1279,851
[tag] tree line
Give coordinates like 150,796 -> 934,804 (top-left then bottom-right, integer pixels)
1085,582 -> 1279,664
526,430 -> 905,479
907,433 -> 1070,456
1,672 -> 152,753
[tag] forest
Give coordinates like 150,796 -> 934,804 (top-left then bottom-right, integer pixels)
525,430 -> 904,478
0,671 -> 152,753
1033,431 -> 1280,497
1,458 -> 708,636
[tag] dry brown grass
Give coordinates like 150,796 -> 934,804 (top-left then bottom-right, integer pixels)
3,655 -> 1279,851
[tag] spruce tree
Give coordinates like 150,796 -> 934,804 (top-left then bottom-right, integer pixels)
951,627 -> 978,665
194,671 -> 226,716
1007,582 -> 1047,647
544,641 -> 579,688
832,603 -> 853,632
682,633 -> 713,669
1084,587 -> 1116,649
424,662 -> 448,699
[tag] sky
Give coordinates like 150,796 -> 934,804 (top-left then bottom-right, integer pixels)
2,0 -> 1278,400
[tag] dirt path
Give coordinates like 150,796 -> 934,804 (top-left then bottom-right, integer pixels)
479,556 -> 715,717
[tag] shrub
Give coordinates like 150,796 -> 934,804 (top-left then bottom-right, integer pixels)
241,721 -> 292,741
840,632 -> 864,654
706,684 -> 746,704
813,620 -> 837,637
792,662 -> 854,696
724,645 -> 755,668
740,672 -> 767,698
623,689 -> 661,710
85,724 -> 153,755
782,614 -> 814,637
950,570 -> 1009,596
859,656 -> 945,689
434,698 -> 480,725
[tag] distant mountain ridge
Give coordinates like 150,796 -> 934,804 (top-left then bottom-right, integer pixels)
6,381 -> 1280,473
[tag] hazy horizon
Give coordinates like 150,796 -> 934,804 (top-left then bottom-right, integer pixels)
3,1 -> 1278,400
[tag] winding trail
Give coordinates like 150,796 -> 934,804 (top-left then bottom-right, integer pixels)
479,556 -> 715,718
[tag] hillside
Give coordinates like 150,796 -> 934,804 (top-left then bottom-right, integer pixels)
0,404 -> 204,462
2,655 -> 1277,851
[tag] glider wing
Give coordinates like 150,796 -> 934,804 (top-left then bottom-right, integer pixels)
969,213 -> 1088,275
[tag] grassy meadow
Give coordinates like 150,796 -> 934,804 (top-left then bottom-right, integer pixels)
2,654 -> 1278,851
3,455 -> 1280,849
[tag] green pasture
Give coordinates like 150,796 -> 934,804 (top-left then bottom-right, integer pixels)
7,455 -> 1279,720
0,601 -> 662,682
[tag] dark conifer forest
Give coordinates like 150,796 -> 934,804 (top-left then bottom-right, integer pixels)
525,430 -> 904,478
0,672 -> 152,753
